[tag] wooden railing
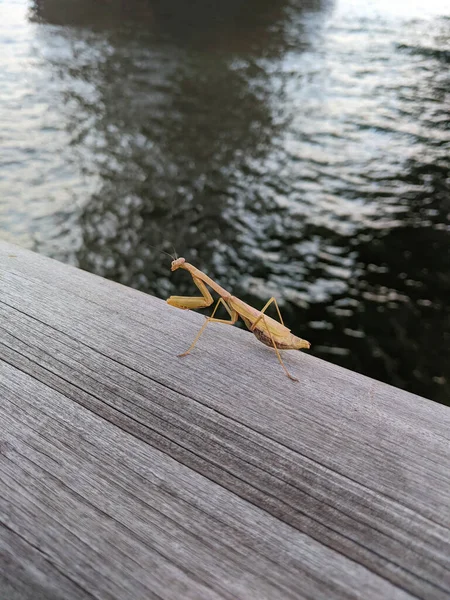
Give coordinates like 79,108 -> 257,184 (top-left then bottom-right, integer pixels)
1,240 -> 449,599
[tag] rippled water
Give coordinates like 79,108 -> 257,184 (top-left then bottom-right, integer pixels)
1,0 -> 449,402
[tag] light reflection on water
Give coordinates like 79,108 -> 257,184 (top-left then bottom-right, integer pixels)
0,0 -> 449,402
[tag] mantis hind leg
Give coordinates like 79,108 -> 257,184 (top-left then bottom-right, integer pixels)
250,297 -> 284,331
260,314 -> 298,382
179,298 -> 238,357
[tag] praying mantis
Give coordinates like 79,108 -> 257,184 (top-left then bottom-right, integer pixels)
167,257 -> 310,381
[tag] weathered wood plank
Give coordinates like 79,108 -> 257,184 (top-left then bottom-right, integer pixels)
0,522 -> 93,600
0,241 -> 449,599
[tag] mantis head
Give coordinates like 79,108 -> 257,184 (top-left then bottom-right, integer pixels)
171,257 -> 186,271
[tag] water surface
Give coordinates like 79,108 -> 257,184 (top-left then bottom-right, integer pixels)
1,0 -> 449,402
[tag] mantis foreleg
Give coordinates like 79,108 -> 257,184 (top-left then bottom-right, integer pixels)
167,276 -> 214,310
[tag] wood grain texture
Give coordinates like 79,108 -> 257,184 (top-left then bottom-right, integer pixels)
0,240 -> 449,600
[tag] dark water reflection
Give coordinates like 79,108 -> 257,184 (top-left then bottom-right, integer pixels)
2,0 -> 449,402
